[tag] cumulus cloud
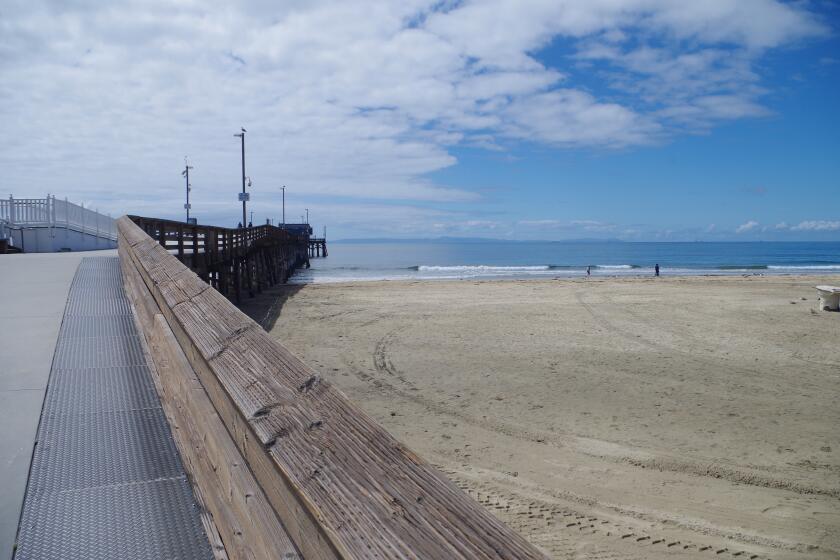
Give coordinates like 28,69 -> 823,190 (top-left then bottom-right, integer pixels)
736,220 -> 759,233
0,0 -> 828,231
791,220 -> 840,231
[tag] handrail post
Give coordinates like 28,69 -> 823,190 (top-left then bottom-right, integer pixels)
177,225 -> 184,260
192,226 -> 198,270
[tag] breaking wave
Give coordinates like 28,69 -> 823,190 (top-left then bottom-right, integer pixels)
767,264 -> 840,270
718,265 -> 768,270
416,265 -> 551,272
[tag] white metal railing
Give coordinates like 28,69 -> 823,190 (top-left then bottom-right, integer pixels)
0,195 -> 116,241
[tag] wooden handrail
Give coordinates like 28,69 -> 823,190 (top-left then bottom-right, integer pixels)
118,215 -> 546,560
127,215 -> 311,302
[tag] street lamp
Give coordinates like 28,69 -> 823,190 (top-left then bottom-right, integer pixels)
281,185 -> 285,227
233,127 -> 247,228
181,157 -> 193,223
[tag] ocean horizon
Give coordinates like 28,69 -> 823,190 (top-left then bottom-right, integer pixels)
292,240 -> 840,283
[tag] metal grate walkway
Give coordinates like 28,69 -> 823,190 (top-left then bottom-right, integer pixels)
15,257 -> 213,560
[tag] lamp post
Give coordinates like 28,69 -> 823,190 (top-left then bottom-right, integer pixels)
233,128 -> 247,228
181,157 -> 193,223
281,185 -> 285,227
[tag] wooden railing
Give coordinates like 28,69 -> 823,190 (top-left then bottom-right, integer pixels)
118,215 -> 547,560
130,215 -> 310,302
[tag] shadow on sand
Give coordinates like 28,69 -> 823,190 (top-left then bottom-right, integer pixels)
236,283 -> 305,332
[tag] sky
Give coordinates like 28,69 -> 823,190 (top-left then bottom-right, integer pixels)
1,0 -> 839,241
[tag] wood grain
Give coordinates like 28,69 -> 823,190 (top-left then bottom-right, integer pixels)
118,216 -> 548,560
121,229 -> 302,560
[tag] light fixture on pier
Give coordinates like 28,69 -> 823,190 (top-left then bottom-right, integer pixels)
233,128 -> 247,228
181,156 -> 193,223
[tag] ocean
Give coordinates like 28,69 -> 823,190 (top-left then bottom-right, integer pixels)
291,241 -> 840,283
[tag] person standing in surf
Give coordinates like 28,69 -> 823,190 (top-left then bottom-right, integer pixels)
655,263 -> 660,277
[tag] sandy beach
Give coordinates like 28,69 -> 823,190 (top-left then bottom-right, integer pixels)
240,275 -> 840,560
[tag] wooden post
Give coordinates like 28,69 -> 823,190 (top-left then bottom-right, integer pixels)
192,226 -> 199,271
177,225 -> 185,261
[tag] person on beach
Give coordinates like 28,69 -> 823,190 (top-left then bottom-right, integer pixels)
655,263 -> 660,277
587,265 -> 591,276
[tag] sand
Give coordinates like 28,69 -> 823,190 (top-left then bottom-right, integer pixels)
239,275 -> 840,560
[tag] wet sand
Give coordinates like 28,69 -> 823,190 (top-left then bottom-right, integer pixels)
240,275 -> 840,559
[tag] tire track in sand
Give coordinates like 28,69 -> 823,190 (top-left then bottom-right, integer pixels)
352,329 -> 835,558
572,290 -> 840,498
438,466 -> 781,560
366,327 -> 562,444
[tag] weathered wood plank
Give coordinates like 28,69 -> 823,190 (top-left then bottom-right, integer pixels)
118,216 -> 547,560
148,313 -> 302,560
122,229 -> 303,560
122,229 -> 340,560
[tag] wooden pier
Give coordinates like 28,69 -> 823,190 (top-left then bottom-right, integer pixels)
129,216 -> 314,303
308,237 -> 327,258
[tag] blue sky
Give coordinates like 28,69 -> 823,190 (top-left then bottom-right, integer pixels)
426,23 -> 840,241
1,1 -> 839,240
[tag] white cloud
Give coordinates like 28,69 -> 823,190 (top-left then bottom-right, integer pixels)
517,219 -> 617,234
774,221 -> 789,230
570,219 -> 615,232
502,90 -> 660,147
518,219 -> 562,227
0,0 -> 828,231
462,220 -> 500,229
736,220 -> 759,233
791,220 -> 840,231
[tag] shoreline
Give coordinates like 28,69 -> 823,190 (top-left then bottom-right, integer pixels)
288,271 -> 840,286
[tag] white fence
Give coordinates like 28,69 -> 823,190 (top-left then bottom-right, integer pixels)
1,195 -> 117,252
1,195 -> 117,240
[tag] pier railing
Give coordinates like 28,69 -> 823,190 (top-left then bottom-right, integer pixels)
118,215 -> 546,559
129,215 -> 311,302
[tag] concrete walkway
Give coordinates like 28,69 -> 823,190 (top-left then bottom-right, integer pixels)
0,250 -> 115,560
13,257 -> 212,560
